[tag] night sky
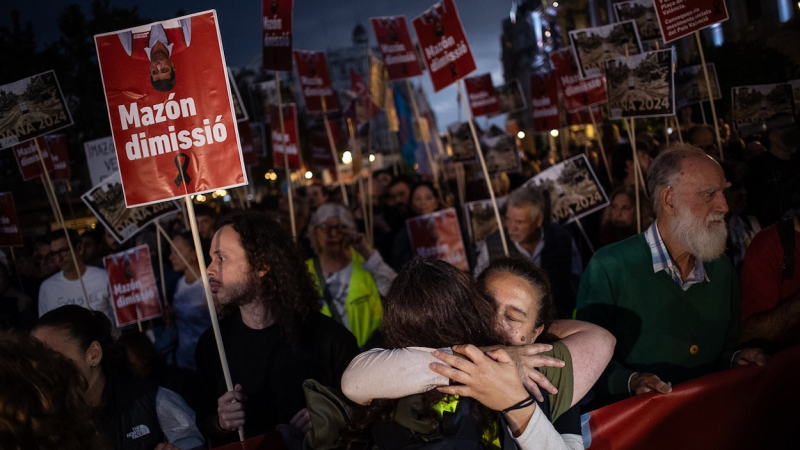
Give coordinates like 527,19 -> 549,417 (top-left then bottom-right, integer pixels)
2,0 -> 518,131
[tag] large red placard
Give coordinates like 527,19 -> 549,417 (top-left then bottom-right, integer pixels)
261,0 -> 293,71
412,0 -> 476,92
464,73 -> 501,117
406,208 -> 468,272
550,48 -> 608,114
0,192 -> 23,247
270,104 -> 301,170
12,137 -> 54,181
293,50 -> 338,113
370,16 -> 423,80
94,11 -> 246,207
45,134 -> 70,181
652,0 -> 728,44
104,245 -> 162,328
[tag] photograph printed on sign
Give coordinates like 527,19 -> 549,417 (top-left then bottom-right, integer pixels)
84,136 -> 119,186
550,47 -> 608,114
447,121 -> 478,162
605,48 -> 675,119
370,15 -> 423,80
523,154 -> 610,225
481,133 -> 521,175
104,244 -> 162,328
568,21 -> 643,79
228,67 -> 249,123
412,0 -> 476,92
82,172 -> 180,244
731,83 -> 796,135
94,11 -> 246,207
0,71 -> 74,149
406,208 -> 468,271
495,80 -> 527,115
261,0 -> 293,71
465,196 -> 507,245
675,63 -> 722,108
614,0 -> 663,43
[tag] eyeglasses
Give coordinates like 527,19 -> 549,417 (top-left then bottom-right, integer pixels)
45,248 -> 71,260
317,223 -> 350,234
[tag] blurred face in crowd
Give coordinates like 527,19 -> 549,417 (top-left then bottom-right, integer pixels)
48,238 -> 81,273
207,226 -> 261,307
196,215 -> 215,239
169,235 -> 196,274
104,229 -> 120,251
485,271 -> 544,345
307,185 -> 328,210
315,216 -> 351,256
388,182 -> 411,213
411,185 -> 439,216
667,157 -> 729,261
35,241 -> 58,277
610,192 -> 635,228
690,128 -> 716,155
506,204 -> 544,245
81,235 -> 99,264
374,173 -> 393,196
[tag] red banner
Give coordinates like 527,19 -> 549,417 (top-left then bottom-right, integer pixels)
238,121 -> 258,166
270,104 -> 301,170
293,50 -> 338,113
45,134 -> 70,181
406,207 -> 468,271
0,192 -> 23,247
566,105 -> 604,126
104,245 -> 163,328
370,16 -> 423,80
588,345 -> 800,449
94,11 -> 246,207
412,0 -> 476,92
652,0 -> 728,44
550,48 -> 607,114
464,73 -> 500,117
12,137 -> 54,181
530,72 -> 561,132
261,0 -> 293,71
310,124 -> 338,170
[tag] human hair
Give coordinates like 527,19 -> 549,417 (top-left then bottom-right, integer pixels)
601,185 -> 654,227
477,257 -> 555,332
175,231 -> 197,251
118,331 -> 162,373
408,181 -> 441,216
48,228 -> 80,246
388,174 -> 414,190
507,185 -> 545,220
0,332 -> 106,450
345,258 -> 504,443
372,168 -> 392,180
647,144 -> 710,215
34,305 -> 130,376
150,69 -> 176,92
686,124 -> 715,146
193,204 -> 216,219
306,204 -> 356,254
218,210 -> 319,337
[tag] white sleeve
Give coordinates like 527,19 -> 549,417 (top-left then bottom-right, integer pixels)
511,406 -> 584,450
341,347 -> 452,405
361,251 -> 397,297
155,387 -> 205,450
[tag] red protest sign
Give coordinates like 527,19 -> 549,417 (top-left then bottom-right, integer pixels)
370,16 -> 423,80
104,245 -> 162,328
406,208 -> 468,271
464,74 -> 500,117
0,192 -> 23,247
238,121 -> 258,166
94,11 -> 246,207
530,72 -> 561,132
412,0 -> 476,92
270,104 -> 301,170
550,48 -> 608,114
262,0 -> 293,71
567,105 -> 604,126
293,50 -> 338,113
12,137 -> 54,181
653,0 -> 728,44
310,124 -> 338,170
45,134 -> 70,181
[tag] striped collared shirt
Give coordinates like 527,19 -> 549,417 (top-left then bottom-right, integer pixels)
644,221 -> 709,291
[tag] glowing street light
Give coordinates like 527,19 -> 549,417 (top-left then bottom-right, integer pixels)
550,129 -> 559,137
305,171 -> 313,179
342,151 -> 353,164
517,131 -> 526,139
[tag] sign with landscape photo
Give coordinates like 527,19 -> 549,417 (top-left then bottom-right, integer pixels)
731,83 -> 796,135
605,49 -> 675,119
568,21 -> 643,79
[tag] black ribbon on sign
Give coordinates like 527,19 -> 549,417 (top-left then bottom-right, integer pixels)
713,0 -> 721,15
174,153 -> 191,187
449,62 -> 457,79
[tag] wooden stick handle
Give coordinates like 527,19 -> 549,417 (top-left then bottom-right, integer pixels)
275,73 -> 297,240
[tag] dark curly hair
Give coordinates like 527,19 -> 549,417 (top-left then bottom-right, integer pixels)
0,331 -> 107,450
344,259 -> 505,445
218,210 -> 320,338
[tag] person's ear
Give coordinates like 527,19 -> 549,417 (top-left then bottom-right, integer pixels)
530,324 -> 545,344
257,265 -> 270,278
661,187 -> 675,216
85,341 -> 103,369
534,213 -> 544,228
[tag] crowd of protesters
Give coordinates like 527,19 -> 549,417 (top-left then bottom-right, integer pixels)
1,112 -> 798,449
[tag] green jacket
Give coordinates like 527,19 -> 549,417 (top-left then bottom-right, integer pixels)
306,248 -> 383,348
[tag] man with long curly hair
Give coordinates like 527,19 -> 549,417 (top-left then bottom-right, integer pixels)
194,211 -> 359,446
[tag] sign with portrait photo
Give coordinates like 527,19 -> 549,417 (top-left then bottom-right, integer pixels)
94,10 -> 246,207
568,21 -> 643,79
293,50 -> 338,113
104,245 -> 162,328
371,15 -> 423,80
261,0 -> 294,71
0,71 -> 73,149
406,207 -> 468,271
605,48 -> 675,119
412,0 -> 476,92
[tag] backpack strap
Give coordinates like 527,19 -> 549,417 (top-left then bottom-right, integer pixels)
313,258 -> 345,325
776,218 -> 795,281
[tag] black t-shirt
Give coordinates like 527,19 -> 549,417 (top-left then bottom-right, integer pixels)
195,310 -> 359,445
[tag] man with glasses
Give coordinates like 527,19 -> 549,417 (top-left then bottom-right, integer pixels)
37,229 -> 113,322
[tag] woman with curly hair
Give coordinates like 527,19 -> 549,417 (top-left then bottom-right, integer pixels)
194,210 -> 359,446
0,332 -> 106,450
31,305 -> 204,450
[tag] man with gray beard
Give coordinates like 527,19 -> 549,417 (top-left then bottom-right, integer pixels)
576,145 -> 766,409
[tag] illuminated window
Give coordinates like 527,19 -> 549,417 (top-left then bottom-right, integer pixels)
778,0 -> 794,22
710,24 -> 724,47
